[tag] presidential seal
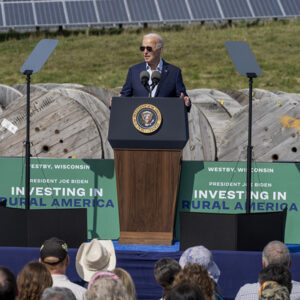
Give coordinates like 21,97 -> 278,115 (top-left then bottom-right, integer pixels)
132,104 -> 162,134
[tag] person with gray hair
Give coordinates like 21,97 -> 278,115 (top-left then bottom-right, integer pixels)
262,240 -> 290,267
235,240 -> 300,300
85,272 -> 129,300
119,32 -> 191,111
41,287 -> 76,300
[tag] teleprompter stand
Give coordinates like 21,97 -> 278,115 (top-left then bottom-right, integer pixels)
225,41 -> 262,214
0,40 -> 87,247
180,42 -> 286,251
20,39 -> 59,210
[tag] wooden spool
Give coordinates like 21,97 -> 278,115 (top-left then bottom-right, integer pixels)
0,89 -> 104,158
1,85 -> 300,162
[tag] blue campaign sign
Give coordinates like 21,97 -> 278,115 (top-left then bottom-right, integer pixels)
20,39 -> 58,74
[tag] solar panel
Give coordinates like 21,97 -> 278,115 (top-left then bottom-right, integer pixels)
34,2 -> 66,25
279,0 -> 300,16
4,2 -> 35,26
0,7 -> 4,26
126,0 -> 159,22
219,0 -> 252,18
0,0 -> 299,30
188,0 -> 222,19
250,0 -> 283,17
2,0 -> 31,2
158,0 -> 190,21
96,0 -> 129,23
65,1 -> 98,24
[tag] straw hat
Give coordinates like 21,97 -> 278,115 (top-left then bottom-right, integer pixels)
75,239 -> 116,282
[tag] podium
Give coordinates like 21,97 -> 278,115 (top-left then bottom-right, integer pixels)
108,97 -> 189,245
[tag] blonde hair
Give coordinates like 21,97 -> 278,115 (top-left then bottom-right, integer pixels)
113,268 -> 136,300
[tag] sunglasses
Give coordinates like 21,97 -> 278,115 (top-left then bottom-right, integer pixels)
140,46 -> 153,52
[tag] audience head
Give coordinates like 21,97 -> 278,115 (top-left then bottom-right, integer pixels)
76,239 -> 116,282
40,237 -> 69,273
165,281 -> 205,300
179,246 -> 220,283
173,263 -> 215,300
113,268 -> 136,300
259,264 -> 292,294
154,257 -> 181,292
17,261 -> 52,300
86,271 -> 129,300
262,241 -> 290,267
259,281 -> 290,300
0,266 -> 17,300
41,287 -> 76,300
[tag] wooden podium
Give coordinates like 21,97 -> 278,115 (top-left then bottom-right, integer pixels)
108,97 -> 189,245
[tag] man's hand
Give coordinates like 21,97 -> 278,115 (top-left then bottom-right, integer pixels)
110,93 -> 122,107
180,92 -> 190,107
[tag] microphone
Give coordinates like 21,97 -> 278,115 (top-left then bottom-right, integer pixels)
140,71 -> 150,87
151,71 -> 161,87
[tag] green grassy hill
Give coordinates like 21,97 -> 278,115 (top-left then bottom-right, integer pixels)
1,20 -> 300,92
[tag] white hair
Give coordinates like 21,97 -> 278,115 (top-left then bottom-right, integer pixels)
143,33 -> 164,49
262,240 -> 290,267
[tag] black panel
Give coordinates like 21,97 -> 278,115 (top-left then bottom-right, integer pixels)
250,0 -> 283,17
127,0 -> 159,21
188,0 -> 222,19
0,207 -> 87,247
219,0 -> 252,18
4,2 -> 35,26
0,207 -> 27,246
96,0 -> 128,22
66,1 -> 97,24
180,212 -> 238,251
35,2 -> 66,25
237,209 -> 286,251
280,0 -> 300,16
158,0 -> 190,20
180,209 -> 286,251
27,209 -> 87,248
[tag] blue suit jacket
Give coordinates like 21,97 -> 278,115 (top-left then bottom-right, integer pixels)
120,60 -> 191,111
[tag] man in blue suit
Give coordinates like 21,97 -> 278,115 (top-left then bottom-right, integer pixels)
120,33 -> 191,112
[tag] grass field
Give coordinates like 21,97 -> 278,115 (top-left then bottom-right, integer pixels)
1,20 -> 300,92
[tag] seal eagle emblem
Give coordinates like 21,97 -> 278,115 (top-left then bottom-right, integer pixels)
132,104 -> 162,134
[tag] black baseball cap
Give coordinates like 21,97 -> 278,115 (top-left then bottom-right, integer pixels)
40,237 -> 68,265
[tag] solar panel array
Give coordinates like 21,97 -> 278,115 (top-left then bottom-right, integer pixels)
0,0 -> 299,30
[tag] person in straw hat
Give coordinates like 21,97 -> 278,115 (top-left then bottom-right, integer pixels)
76,239 -> 116,283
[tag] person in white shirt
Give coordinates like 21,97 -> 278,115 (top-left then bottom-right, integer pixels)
39,237 -> 86,300
235,240 -> 300,300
